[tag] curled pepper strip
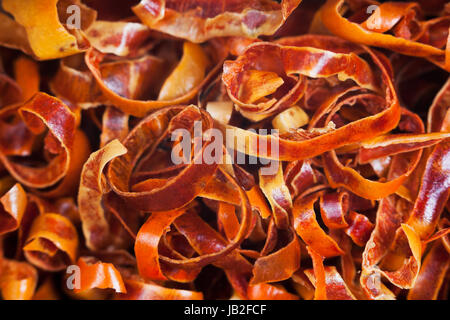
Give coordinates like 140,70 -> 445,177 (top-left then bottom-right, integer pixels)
100,107 -> 130,147
320,191 -> 349,229
407,140 -> 450,239
78,139 -> 127,251
35,129 -> 91,199
258,162 -> 292,229
250,229 -> 301,285
408,241 -> 449,300
23,213 -> 79,271
161,192 -> 252,271
0,0 -> 449,302
0,184 -> 27,235
321,0 -> 450,71
223,36 -> 401,161
135,209 -> 186,281
284,160 -> 317,198
107,106 -> 218,212
248,283 -> 299,300
358,132 -> 450,164
217,202 -> 240,241
304,266 -> 356,300
49,55 -> 107,109
0,12 -> 33,58
428,77 -> 450,133
245,186 -> 272,219
49,55 -> 108,109
323,149 -> 417,200
361,196 -> 423,300
318,191 -> 374,246
13,56 -> 40,102
85,21 -> 152,57
223,40 -> 377,116
74,257 -> 126,294
323,108 -> 436,200
0,93 -> 76,189
117,278 -> 203,300
0,106 -> 34,158
32,277 -> 60,300
86,41 -> 226,117
2,0 -> 91,60
132,0 -> 302,43
293,192 -> 345,258
306,246 -> 327,300
378,224 -> 422,289
0,259 -> 38,300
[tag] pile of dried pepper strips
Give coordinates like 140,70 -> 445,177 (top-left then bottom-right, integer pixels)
0,0 -> 449,300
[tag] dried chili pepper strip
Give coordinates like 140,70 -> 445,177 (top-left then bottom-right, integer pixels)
304,266 -> 356,300
428,77 -> 450,133
358,132 -> 450,163
13,56 -> 40,102
165,202 -> 252,271
107,106 -> 218,212
74,257 -> 126,293
344,211 -> 374,247
321,0 -> 450,71
320,191 -> 374,246
438,218 -> 450,253
2,0 -> 90,60
306,246 -> 327,300
423,225 -> 450,249
36,129 -> 91,198
248,283 -> 299,300
223,37 -> 402,161
135,209 -> 186,281
293,193 -> 345,258
0,184 -> 27,235
100,107 -> 129,147
408,241 -> 449,300
284,160 -> 317,198
223,41 -> 377,115
32,277 -> 60,300
259,162 -> 292,229
85,21 -> 152,57
23,213 -> 78,271
0,93 -> 76,189
78,139 -> 127,250
250,230 -> 300,285
132,0 -> 303,43
245,186 -> 272,219
361,200 -> 423,300
323,149 -> 417,200
0,12 -> 33,57
0,0 -> 448,302
117,278 -> 203,300
85,41 -> 226,117
217,202 -> 240,241
323,108 -> 434,200
319,191 -> 350,229
407,140 -> 450,239
133,164 -> 253,280
0,259 -> 38,300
